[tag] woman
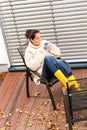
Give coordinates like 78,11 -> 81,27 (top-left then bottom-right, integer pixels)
25,29 -> 80,91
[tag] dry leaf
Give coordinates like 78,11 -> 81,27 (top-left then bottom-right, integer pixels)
56,103 -> 60,110
6,121 -> 12,127
61,111 -> 65,115
28,123 -> 34,127
73,125 -> 79,129
56,127 -> 61,130
80,115 -> 84,118
25,111 -> 31,116
84,122 -> 87,127
8,113 -> 12,116
34,92 -> 41,97
47,121 -> 52,129
0,127 -> 6,130
44,99 -> 51,106
65,124 -> 69,127
16,109 -> 23,113
0,111 -> 7,119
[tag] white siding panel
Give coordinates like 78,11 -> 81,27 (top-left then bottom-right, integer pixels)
52,0 -> 87,62
0,0 -> 87,67
0,0 -> 57,65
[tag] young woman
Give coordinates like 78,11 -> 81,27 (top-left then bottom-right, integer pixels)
25,29 -> 80,91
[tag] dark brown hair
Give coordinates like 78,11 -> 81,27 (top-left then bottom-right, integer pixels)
25,29 -> 40,40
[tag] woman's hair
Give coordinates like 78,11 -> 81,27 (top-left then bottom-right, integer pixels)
25,29 -> 40,40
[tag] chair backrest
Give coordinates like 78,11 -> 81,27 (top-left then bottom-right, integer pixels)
17,43 -> 28,65
17,43 -> 34,81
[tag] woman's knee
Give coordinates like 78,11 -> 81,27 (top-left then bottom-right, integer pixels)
44,55 -> 55,63
43,55 -> 58,73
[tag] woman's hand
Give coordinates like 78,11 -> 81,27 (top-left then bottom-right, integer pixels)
43,42 -> 52,50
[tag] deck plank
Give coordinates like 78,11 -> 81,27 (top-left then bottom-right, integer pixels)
0,69 -> 87,130
0,72 -> 22,111
15,84 -> 42,130
25,85 -> 51,130
0,72 -> 24,127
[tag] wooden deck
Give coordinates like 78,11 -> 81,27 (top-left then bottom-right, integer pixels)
0,69 -> 87,130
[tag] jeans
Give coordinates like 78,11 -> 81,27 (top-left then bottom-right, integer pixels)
42,55 -> 72,82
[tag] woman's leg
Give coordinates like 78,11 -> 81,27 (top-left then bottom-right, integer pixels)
42,55 -> 71,83
42,55 -> 80,90
42,56 -> 56,82
42,55 -> 72,77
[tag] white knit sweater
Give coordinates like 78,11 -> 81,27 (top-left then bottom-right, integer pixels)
25,40 -> 61,84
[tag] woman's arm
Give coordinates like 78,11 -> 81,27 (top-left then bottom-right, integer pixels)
44,42 -> 61,58
25,48 -> 45,71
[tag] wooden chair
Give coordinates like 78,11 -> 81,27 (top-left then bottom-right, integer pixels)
62,77 -> 87,130
17,43 -> 58,110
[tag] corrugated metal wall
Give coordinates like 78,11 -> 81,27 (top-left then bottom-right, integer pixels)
0,0 -> 87,68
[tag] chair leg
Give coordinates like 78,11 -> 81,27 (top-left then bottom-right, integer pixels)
63,92 -> 73,130
46,85 -> 56,110
26,74 -> 30,97
68,123 -> 73,130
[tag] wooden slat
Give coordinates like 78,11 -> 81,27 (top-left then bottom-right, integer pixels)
0,72 -> 22,111
0,72 -> 24,127
0,72 -> 7,86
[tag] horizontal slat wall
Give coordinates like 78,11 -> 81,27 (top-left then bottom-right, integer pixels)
0,0 -> 87,68
0,0 -> 57,66
52,0 -> 87,62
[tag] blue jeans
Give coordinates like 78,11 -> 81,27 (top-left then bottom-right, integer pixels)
42,55 -> 72,82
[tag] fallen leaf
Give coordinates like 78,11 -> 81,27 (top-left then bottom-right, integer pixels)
6,121 -> 12,127
73,125 -> 79,129
16,109 -> 23,113
84,122 -> 87,127
0,127 -> 6,130
65,124 -> 68,127
28,123 -> 34,127
25,111 -> 31,115
80,115 -> 84,118
61,111 -> 65,115
34,92 -> 41,97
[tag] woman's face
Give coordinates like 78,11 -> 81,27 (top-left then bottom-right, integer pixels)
30,32 -> 41,46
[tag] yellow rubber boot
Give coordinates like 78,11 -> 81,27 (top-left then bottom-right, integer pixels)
68,75 -> 80,91
54,70 -> 68,88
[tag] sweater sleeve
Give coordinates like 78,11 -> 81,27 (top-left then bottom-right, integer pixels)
25,47 -> 45,71
47,43 -> 61,58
